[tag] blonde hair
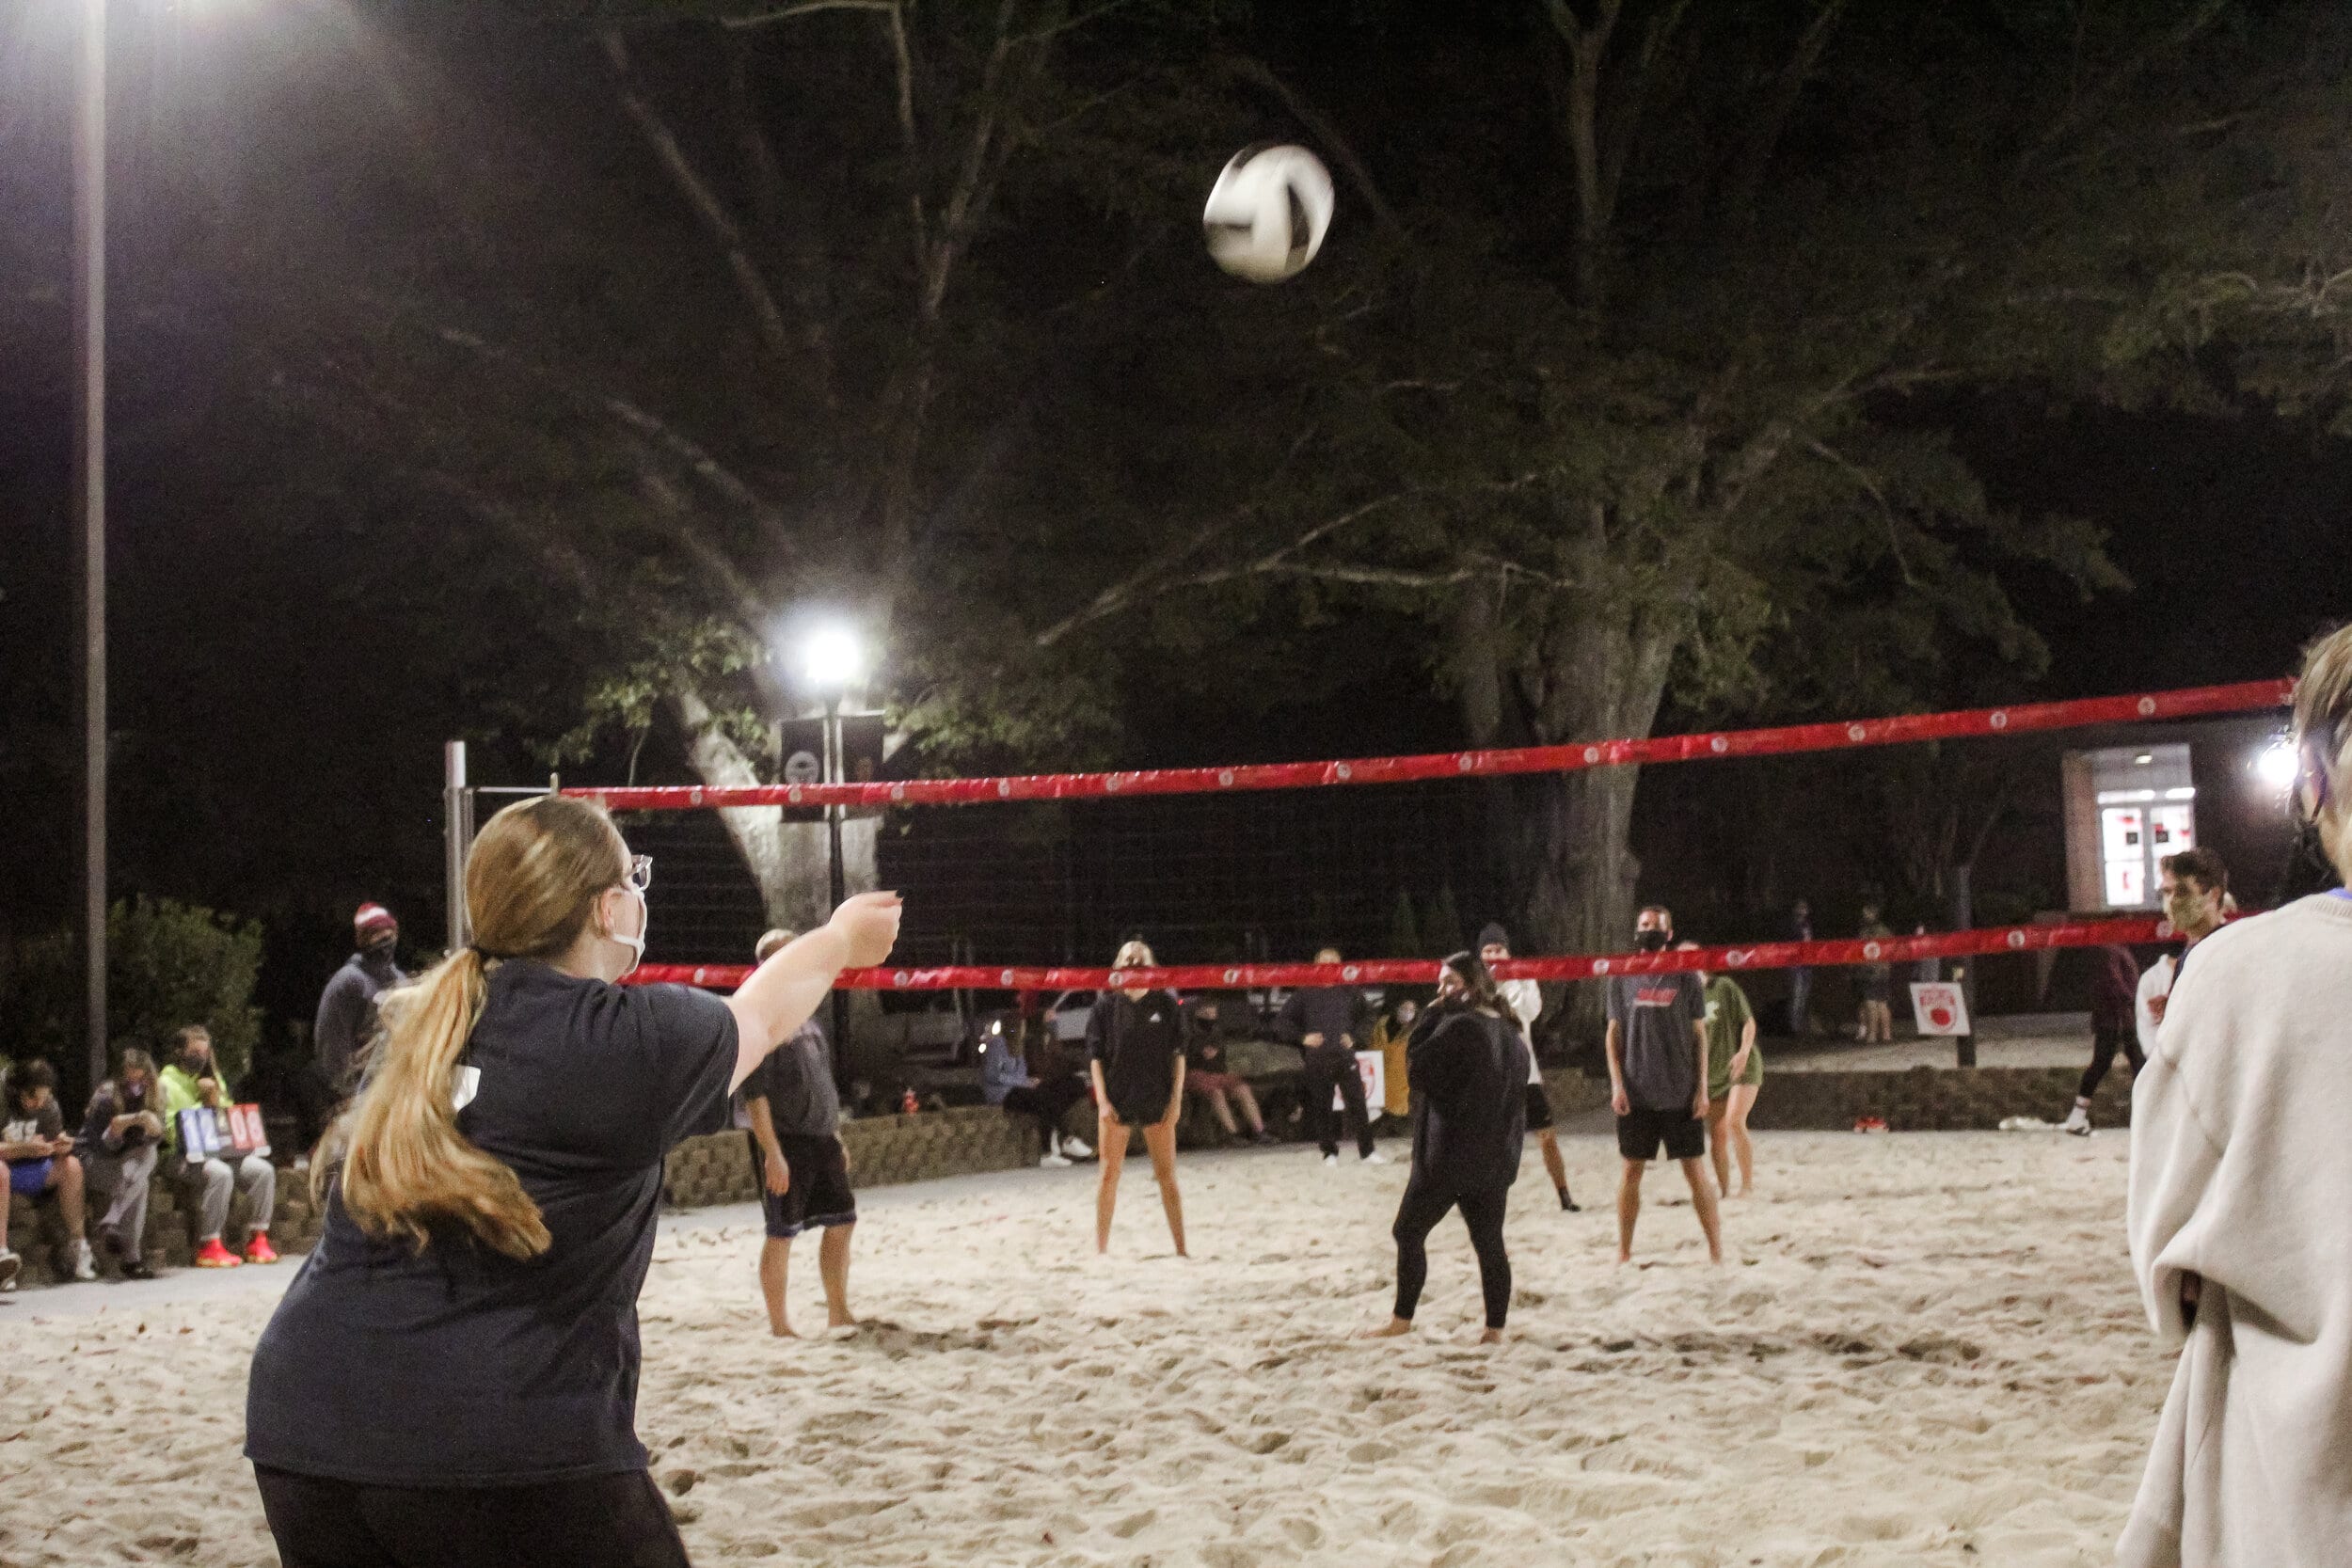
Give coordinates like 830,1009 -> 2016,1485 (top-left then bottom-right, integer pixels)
323,794 -> 629,1259
1113,939 -> 1156,970
2294,623 -> 2352,870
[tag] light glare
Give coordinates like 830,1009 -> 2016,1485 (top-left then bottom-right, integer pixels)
2255,738 -> 2299,789
801,625 -> 865,694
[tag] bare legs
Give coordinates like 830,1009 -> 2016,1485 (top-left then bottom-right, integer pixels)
759,1237 -> 794,1337
1724,1084 -> 1759,1196
1616,1157 -> 1724,1264
53,1154 -> 87,1242
1858,999 -> 1893,1043
759,1224 -> 856,1338
1615,1158 -> 1643,1263
818,1224 -> 856,1328
1194,1085 -> 1266,1138
1096,1114 -> 1187,1256
1535,1128 -> 1574,1207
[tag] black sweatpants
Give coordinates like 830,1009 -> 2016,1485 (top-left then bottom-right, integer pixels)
1301,1046 -> 1375,1159
1391,1180 -> 1513,1330
1002,1075 -> 1089,1144
2077,1024 -> 2145,1101
254,1465 -> 691,1568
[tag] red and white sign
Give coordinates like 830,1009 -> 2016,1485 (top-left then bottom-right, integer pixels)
1909,983 -> 1971,1037
1335,1050 -> 1384,1112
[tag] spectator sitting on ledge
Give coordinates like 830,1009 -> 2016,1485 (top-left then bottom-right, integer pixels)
159,1025 -> 278,1269
80,1049 -> 165,1280
2,1059 -> 97,1285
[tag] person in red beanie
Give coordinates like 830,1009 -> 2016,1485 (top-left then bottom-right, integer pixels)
307,905 -> 409,1144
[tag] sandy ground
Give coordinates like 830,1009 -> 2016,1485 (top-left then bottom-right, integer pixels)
0,1131 -> 2164,1567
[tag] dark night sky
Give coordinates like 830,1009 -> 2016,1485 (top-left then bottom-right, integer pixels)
3,1 -> 2348,1049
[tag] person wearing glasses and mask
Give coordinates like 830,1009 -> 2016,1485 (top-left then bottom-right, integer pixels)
245,795 -> 900,1568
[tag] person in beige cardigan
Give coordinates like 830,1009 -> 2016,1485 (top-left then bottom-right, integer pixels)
2122,624 -> 2352,1568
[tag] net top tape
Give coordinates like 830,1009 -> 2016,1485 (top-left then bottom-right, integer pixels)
628,914 -> 2173,992
569,678 -> 2290,811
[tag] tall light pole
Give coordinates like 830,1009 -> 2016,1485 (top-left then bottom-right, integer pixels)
800,624 -> 866,1060
74,0 -> 110,1097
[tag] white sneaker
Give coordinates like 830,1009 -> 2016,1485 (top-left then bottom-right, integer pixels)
2061,1106 -> 2092,1137
69,1239 -> 96,1282
1060,1136 -> 1092,1159
1040,1150 -> 1073,1168
1322,1153 -> 1340,1166
0,1250 -> 18,1292
1360,1150 -> 1389,1165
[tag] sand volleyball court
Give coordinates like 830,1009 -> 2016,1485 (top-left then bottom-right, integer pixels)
0,1132 -> 2162,1566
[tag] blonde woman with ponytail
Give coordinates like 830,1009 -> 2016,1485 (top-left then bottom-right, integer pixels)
1086,939 -> 1189,1256
244,794 -> 898,1568
2119,625 -> 2352,1568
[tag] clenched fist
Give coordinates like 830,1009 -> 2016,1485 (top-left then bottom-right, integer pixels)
828,891 -> 904,969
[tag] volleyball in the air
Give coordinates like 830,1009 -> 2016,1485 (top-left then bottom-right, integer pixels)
1201,143 -> 1335,284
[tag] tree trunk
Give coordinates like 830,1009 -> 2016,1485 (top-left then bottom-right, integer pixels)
1458,588 -> 1680,1055
670,690 -> 880,934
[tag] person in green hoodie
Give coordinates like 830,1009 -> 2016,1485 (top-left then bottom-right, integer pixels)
159,1025 -> 278,1268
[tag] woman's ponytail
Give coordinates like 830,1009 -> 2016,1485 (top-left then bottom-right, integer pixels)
322,947 -> 550,1259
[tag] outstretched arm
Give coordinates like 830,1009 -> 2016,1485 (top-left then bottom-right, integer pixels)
725,893 -> 900,1093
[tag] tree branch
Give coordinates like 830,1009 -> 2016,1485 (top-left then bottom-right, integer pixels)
599,29 -> 794,358
2017,0 -> 2231,175
720,0 -> 896,29
1721,0 -> 1850,222
1224,56 -> 1406,239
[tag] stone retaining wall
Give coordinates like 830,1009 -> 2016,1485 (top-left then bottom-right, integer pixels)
1743,1065 -> 2130,1132
7,1167 -> 324,1288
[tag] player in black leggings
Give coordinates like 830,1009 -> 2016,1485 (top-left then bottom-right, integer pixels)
1362,951 -> 1530,1345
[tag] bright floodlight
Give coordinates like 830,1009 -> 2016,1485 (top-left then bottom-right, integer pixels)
2256,737 -> 2300,789
801,625 -> 865,695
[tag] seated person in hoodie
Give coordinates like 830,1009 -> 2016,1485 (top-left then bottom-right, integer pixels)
1183,993 -> 1274,1145
158,1025 -> 278,1269
80,1047 -> 165,1279
979,1012 -> 1094,1168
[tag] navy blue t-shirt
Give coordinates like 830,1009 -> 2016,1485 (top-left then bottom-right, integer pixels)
245,959 -> 738,1486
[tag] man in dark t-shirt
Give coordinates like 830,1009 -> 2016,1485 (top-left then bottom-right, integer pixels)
1604,905 -> 1724,1265
744,928 -> 858,1338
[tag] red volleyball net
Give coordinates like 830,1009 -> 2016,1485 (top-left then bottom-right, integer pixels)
573,677 -> 2296,995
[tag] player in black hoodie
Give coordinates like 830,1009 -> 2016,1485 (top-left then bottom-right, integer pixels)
1363,951 -> 1529,1344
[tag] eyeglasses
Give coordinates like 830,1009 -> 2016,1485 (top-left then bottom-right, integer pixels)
623,854 -> 654,893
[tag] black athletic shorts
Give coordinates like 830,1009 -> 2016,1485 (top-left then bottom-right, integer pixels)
1616,1105 -> 1705,1163
1523,1081 -> 1555,1132
759,1132 -> 857,1239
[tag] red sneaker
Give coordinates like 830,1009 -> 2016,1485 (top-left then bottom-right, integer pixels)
193,1238 -> 244,1269
244,1235 -> 280,1265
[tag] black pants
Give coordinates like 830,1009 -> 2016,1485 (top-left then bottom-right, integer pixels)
1002,1075 -> 1089,1144
1300,1046 -> 1375,1158
1392,1180 -> 1512,1330
2078,1024 -> 2146,1101
254,1465 -> 690,1568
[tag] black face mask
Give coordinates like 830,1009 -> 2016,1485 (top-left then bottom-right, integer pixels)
1634,929 -> 1669,952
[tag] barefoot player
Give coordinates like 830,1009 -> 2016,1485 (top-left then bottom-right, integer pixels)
1606,906 -> 1723,1264
746,928 -> 859,1338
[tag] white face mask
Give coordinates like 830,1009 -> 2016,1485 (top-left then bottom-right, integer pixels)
608,886 -> 647,978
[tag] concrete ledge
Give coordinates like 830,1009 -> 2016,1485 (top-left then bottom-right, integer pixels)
8,1167 -> 323,1289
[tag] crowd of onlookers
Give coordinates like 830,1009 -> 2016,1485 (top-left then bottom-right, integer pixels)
0,1023 -> 279,1291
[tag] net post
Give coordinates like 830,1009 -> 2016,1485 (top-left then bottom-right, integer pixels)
444,741 -> 470,951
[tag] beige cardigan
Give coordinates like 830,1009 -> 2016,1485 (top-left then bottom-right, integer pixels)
2121,891 -> 2352,1567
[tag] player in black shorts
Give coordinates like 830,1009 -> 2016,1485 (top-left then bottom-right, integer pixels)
1604,906 -> 1724,1265
1087,940 -> 1189,1256
746,929 -> 859,1338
